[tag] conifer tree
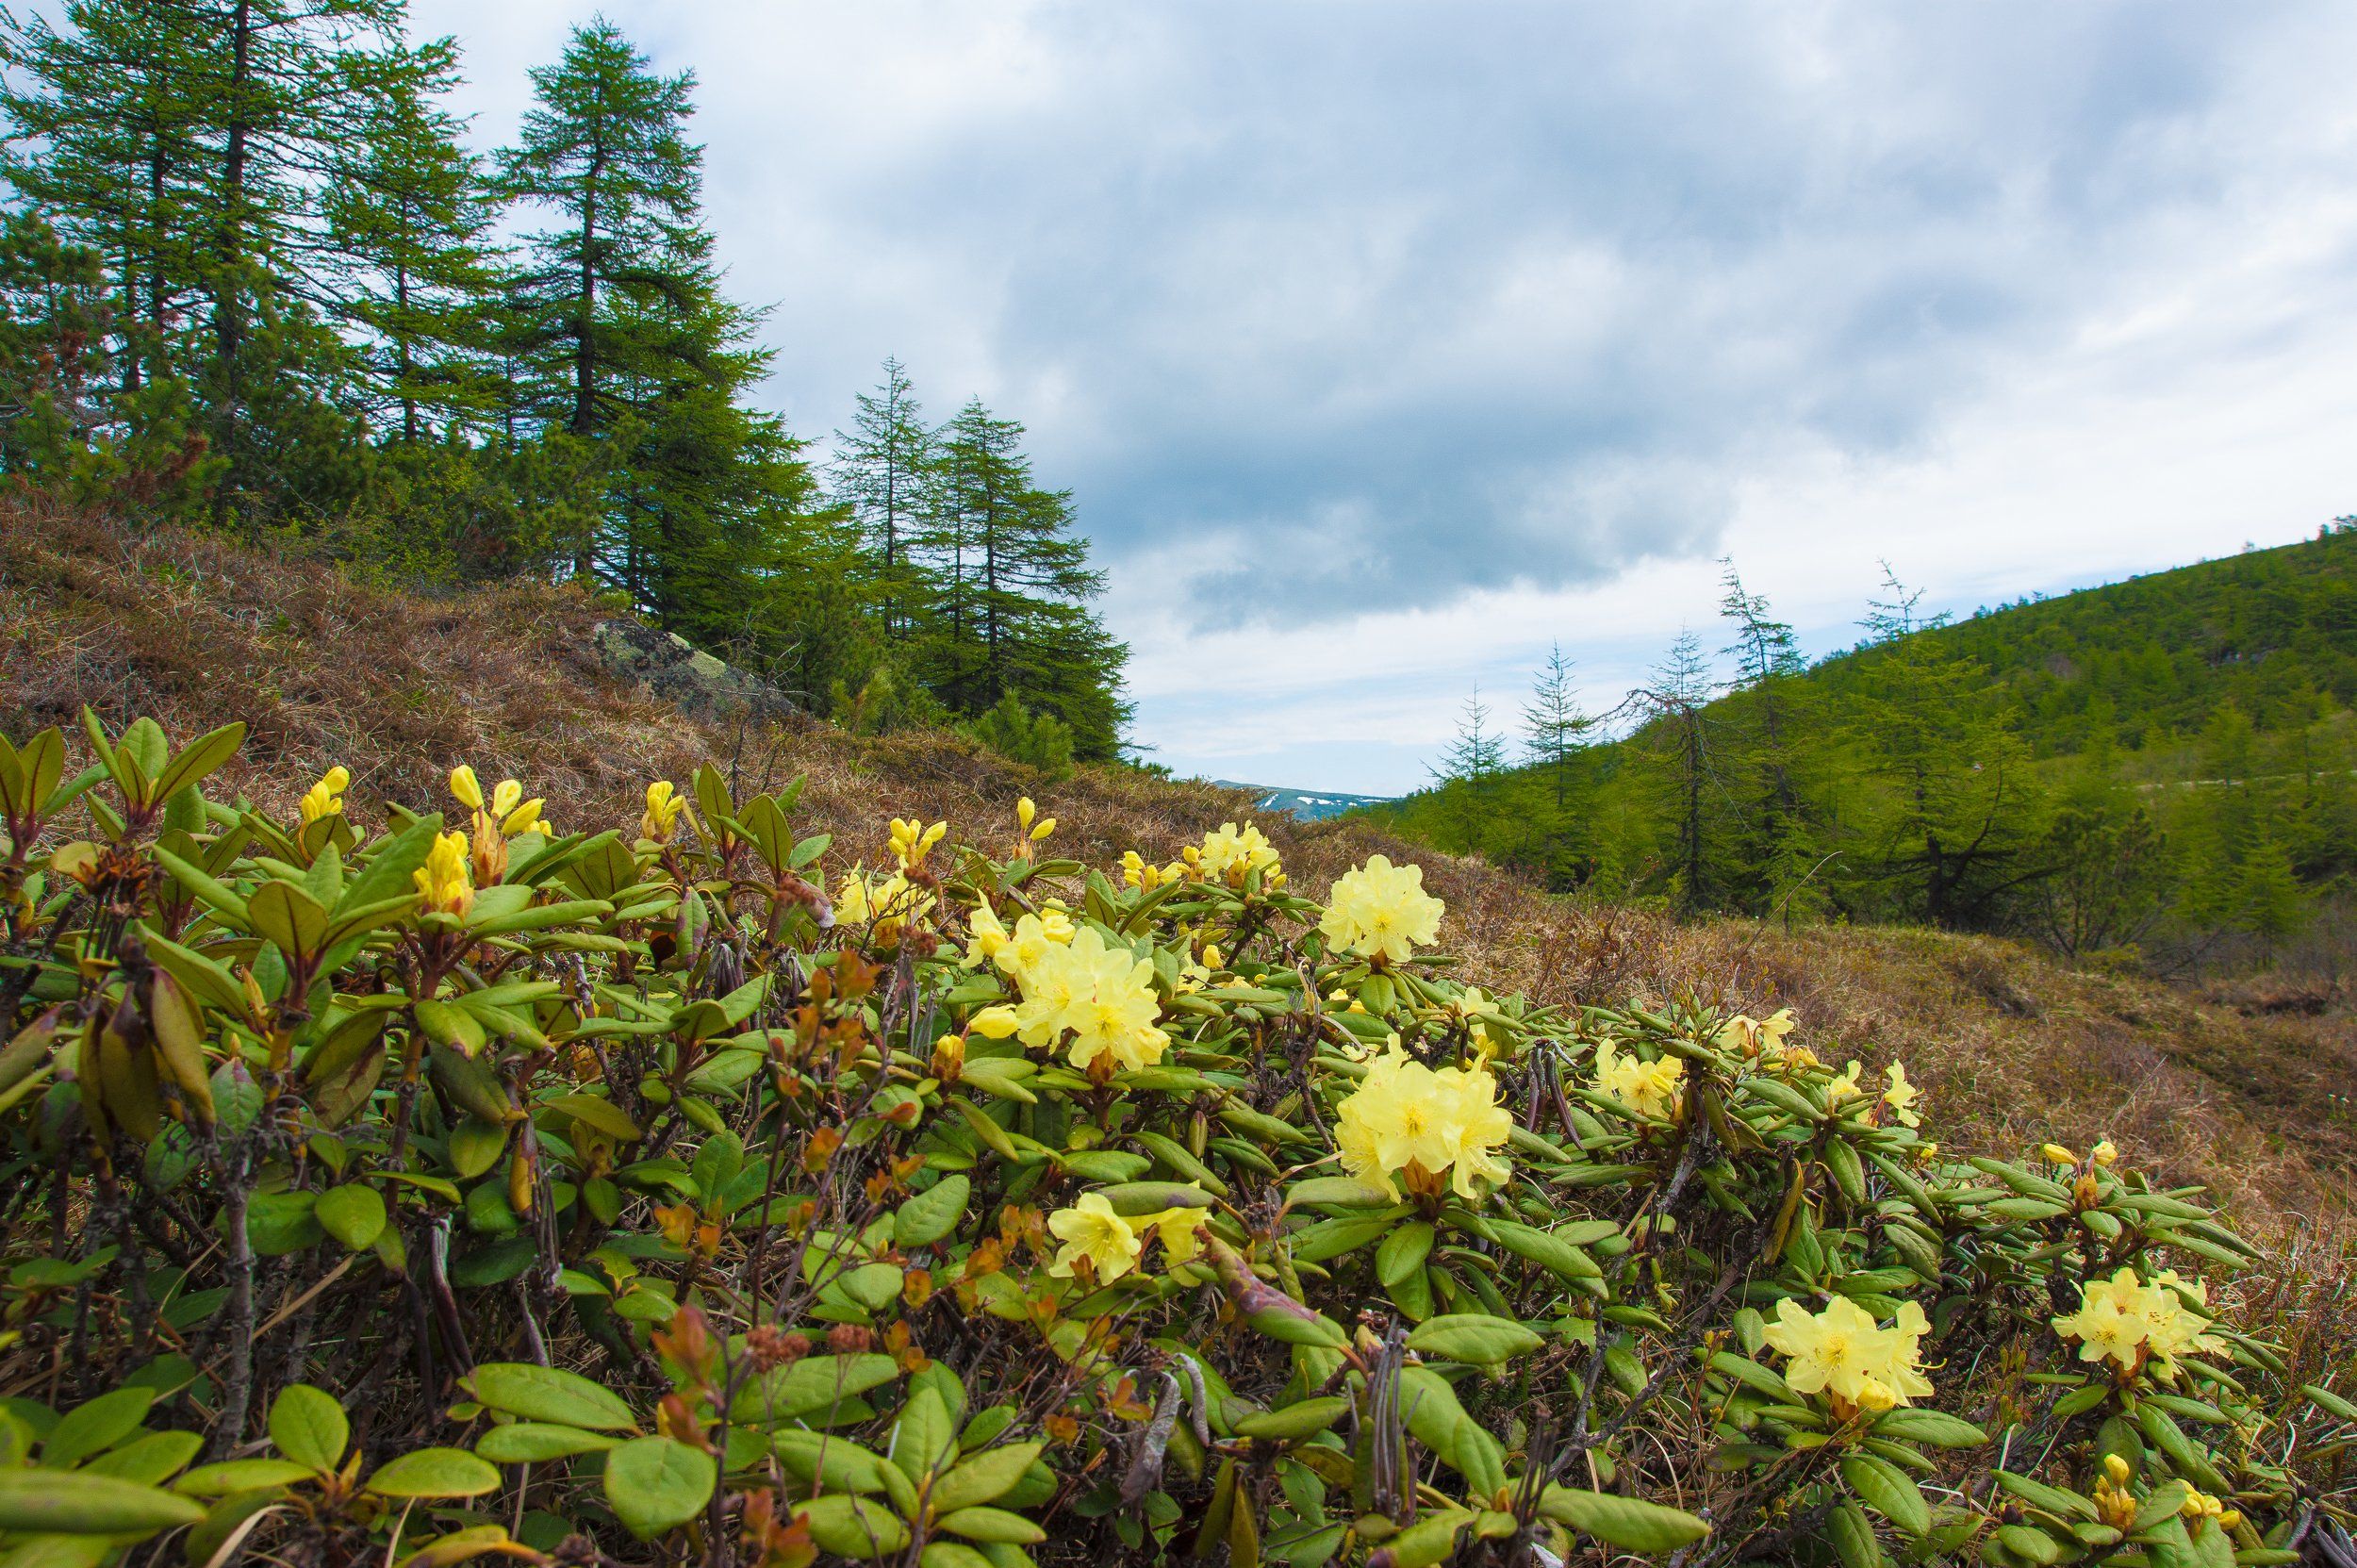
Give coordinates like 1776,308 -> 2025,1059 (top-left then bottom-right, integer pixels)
0,0 -> 215,397
496,17 -> 701,577
324,37 -> 507,442
190,0 -> 407,514
1851,566 -> 2042,926
1521,644 -> 1591,808
920,398 -> 1125,756
1637,628 -> 1720,915
1717,558 -> 1821,912
831,357 -> 934,640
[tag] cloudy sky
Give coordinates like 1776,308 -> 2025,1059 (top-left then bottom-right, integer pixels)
415,0 -> 2357,794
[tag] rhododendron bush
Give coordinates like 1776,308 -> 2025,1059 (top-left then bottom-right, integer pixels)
0,712 -> 2347,1568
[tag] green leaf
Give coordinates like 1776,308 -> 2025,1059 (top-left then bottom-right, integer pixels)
465,1363 -> 636,1432
1230,1398 -> 1349,1443
1376,1221 -> 1435,1287
1282,1176 -> 1395,1209
928,1442 -> 1046,1513
733,1354 -> 902,1424
798,1494 -> 910,1559
366,1448 -> 501,1499
542,1094 -> 641,1143
602,1436 -> 716,1541
268,1384 -> 348,1473
149,723 -> 245,808
1405,1313 -> 1543,1366
173,1458 -> 318,1496
78,1429 -> 202,1488
475,1425 -> 624,1464
247,881 -> 331,962
1488,1218 -> 1601,1280
314,1186 -> 387,1252
894,1388 -> 958,1479
1871,1409 -> 1986,1447
772,1432 -> 894,1494
43,1387 -> 154,1469
448,1117 -> 510,1180
1841,1452 -> 1929,1538
1827,1498 -> 1883,1568
0,1468 -> 204,1535
1537,1487 -> 1711,1553
835,1263 -> 905,1312
932,1506 -> 1046,1543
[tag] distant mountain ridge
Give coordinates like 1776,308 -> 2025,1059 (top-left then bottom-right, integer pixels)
1210,780 -> 1398,821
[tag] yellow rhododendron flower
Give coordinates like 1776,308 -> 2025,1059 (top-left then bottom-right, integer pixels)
963,902 -> 1012,968
983,911 -> 1074,991
889,817 -> 948,870
1056,927 -> 1169,1076
1334,1046 -> 1513,1200
1882,1063 -> 1922,1127
641,781 -> 685,844
977,923 -> 1167,1075
837,869 -> 934,942
1194,821 -> 1280,886
2054,1267 -> 2221,1378
2092,1138 -> 2118,1167
1593,1038 -> 1685,1121
1828,1061 -> 1866,1106
298,766 -> 350,825
1319,854 -> 1444,965
1763,1296 -> 1934,1414
1047,1192 -> 1143,1283
1121,850 -> 1182,891
1718,1007 -> 1796,1058
449,765 -> 485,812
1134,1206 -> 1210,1267
414,831 -> 474,918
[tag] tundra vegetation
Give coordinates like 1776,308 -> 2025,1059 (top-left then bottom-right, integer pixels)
0,712 -> 2347,1568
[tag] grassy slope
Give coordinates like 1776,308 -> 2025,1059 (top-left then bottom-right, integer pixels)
2,504 -> 2348,1237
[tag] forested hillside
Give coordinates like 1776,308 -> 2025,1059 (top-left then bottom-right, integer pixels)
1389,525 -> 2357,969
0,4 -> 1126,761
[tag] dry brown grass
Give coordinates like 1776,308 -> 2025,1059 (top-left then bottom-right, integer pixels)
3,502 -> 2348,1239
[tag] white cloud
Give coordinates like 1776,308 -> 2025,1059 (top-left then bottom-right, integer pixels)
403,0 -> 2357,793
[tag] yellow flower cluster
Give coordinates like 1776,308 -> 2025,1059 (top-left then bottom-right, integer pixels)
1045,1192 -> 1208,1283
453,765 -> 548,838
1186,821 -> 1282,888
2052,1267 -> 2220,1378
1334,1046 -> 1512,1200
1881,1063 -> 1922,1127
298,766 -> 350,826
1593,1038 -> 1685,1121
889,817 -> 948,870
2091,1454 -> 2139,1529
1121,850 -> 1184,892
835,868 -> 935,944
962,903 -> 1074,971
1318,854 -> 1444,965
639,780 -> 684,844
414,830 -> 474,918
1763,1295 -> 1934,1413
451,766 -> 549,885
1015,797 -> 1056,843
969,923 -> 1169,1076
1717,1008 -> 1796,1057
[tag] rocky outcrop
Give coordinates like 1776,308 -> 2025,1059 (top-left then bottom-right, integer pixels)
590,619 -> 792,717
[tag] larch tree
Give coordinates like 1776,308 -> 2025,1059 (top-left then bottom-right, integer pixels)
831,356 -> 935,641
